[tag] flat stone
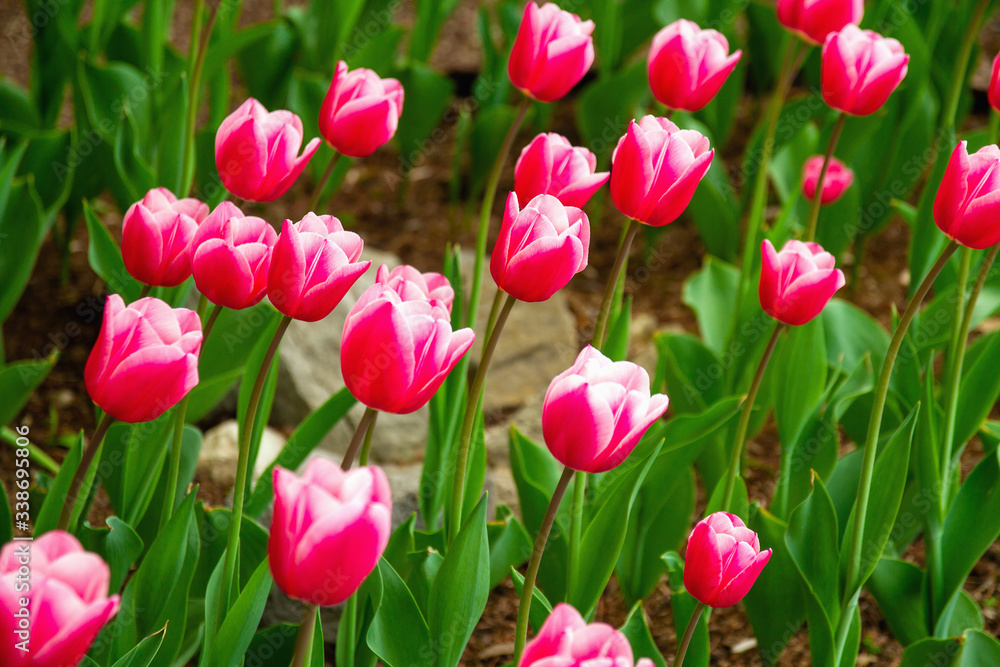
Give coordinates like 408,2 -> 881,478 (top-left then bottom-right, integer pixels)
198,419 -> 286,492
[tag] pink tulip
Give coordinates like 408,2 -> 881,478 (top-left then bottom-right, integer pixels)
683,512 -> 772,608
542,346 -> 669,473
776,0 -> 863,45
215,98 -> 320,202
989,52 -> 1000,114
269,460 -> 391,606
0,531 -> 120,667
759,239 -> 845,326
514,133 -> 609,208
341,283 -> 475,414
85,295 -> 201,423
647,19 -> 742,112
375,264 -> 455,312
610,115 -> 714,227
320,61 -> 404,158
821,25 -> 909,116
508,2 -> 595,103
519,603 -> 654,667
933,141 -> 1000,250
191,202 -> 278,309
491,192 -> 590,303
267,213 -> 370,322
802,155 -> 854,205
121,188 -> 209,287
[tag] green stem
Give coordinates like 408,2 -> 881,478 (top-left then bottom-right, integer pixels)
203,304 -> 222,342
138,284 -> 152,300
160,395 -> 190,529
57,412 -> 115,531
358,410 -> 379,467
567,470 -> 586,598
803,113 -> 847,243
673,601 -> 706,667
449,293 -> 517,542
513,466 -> 575,663
341,594 -> 357,666
941,0 -> 990,131
939,246 -> 972,508
181,0 -> 219,196
307,152 -> 341,214
835,240 -> 959,660
290,604 -> 318,667
466,99 -> 531,329
593,220 -> 640,349
341,406 -> 378,470
218,315 -> 292,615
721,323 -> 783,511
1,427 -> 60,475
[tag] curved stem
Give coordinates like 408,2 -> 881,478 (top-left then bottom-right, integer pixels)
181,0 -> 220,196
835,240 -> 959,659
593,220 -> 640,349
218,315 -> 292,615
290,604 -> 318,667
803,113 -> 847,243
513,466 -> 575,663
341,406 -> 378,470
57,413 -> 115,531
307,152 -> 341,214
721,323 -> 783,511
566,470 -> 586,598
358,410 -> 379,467
203,304 -> 223,342
941,0 -> 990,131
449,293 -> 518,543
673,601 -> 706,667
939,246 -> 972,507
160,396 -> 190,529
466,99 -> 530,329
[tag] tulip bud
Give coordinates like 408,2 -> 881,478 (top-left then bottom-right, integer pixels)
508,2 -> 595,102
215,98 -> 320,202
191,202 -> 278,310
777,0 -> 863,45
542,346 -> 669,473
320,61 -> 405,158
84,295 -> 201,423
0,532 -> 121,667
267,213 -> 370,322
269,460 -> 391,606
683,512 -> 772,607
933,141 -> 1000,250
759,239 -> 845,326
375,264 -> 455,312
514,133 -> 609,208
519,603 -> 655,667
647,19 -> 742,112
341,283 -> 475,414
821,25 -> 909,116
989,52 -> 1000,114
121,187 -> 209,287
611,116 -> 713,227
491,192 -> 590,303
802,155 -> 854,205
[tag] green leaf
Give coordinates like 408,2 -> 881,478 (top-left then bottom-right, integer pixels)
368,559 -> 432,667
109,626 -> 167,667
619,602 -> 667,667
954,331 -> 1000,453
821,299 -> 889,373
681,256 -> 740,358
0,356 -> 57,427
246,624 -> 298,667
34,431 -> 88,534
653,332 -> 723,413
395,64 -> 454,175
900,629 -> 1000,667
84,201 -> 142,300
575,61 -> 649,161
0,172 -> 44,323
867,558 -> 928,647
662,552 -> 709,667
934,590 -> 983,639
510,568 -> 554,634
79,516 -> 144,592
772,319 -> 827,446
429,496 -> 490,667
208,559 -> 273,667
487,506 -> 532,589
237,312 -> 283,495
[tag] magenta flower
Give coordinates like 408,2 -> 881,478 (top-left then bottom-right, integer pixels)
320,61 -> 404,158
514,133 -> 609,208
121,187 -> 209,287
508,2 -> 595,103
990,52 -> 1000,114
759,239 -> 845,326
821,25 -> 909,116
777,0 -> 863,45
683,512 -> 772,608
519,603 -> 655,667
802,155 -> 854,205
375,264 -> 455,312
647,19 -> 742,112
933,141 -> 1000,249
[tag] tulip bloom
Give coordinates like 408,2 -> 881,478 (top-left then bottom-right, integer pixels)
514,133 -> 609,208
508,2 -> 595,102
341,283 -> 475,414
191,202 -> 278,310
320,61 -> 404,158
215,98 -> 320,202
683,512 -> 772,608
519,603 -> 655,667
0,531 -> 120,667
802,155 -> 854,205
121,188 -> 209,287
821,25 -> 909,116
491,193 -> 590,303
759,239 -> 845,326
776,0 -> 863,45
269,460 -> 391,606
610,116 -> 714,227
375,264 -> 455,312
542,346 -> 669,473
933,141 -> 1000,250
85,295 -> 201,423
647,19 -> 742,112
989,52 -> 1000,114
267,213 -> 370,322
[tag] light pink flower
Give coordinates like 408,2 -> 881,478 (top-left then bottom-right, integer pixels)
519,603 -> 655,667
514,133 -> 609,208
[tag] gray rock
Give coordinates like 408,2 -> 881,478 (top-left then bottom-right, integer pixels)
198,419 -> 287,492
